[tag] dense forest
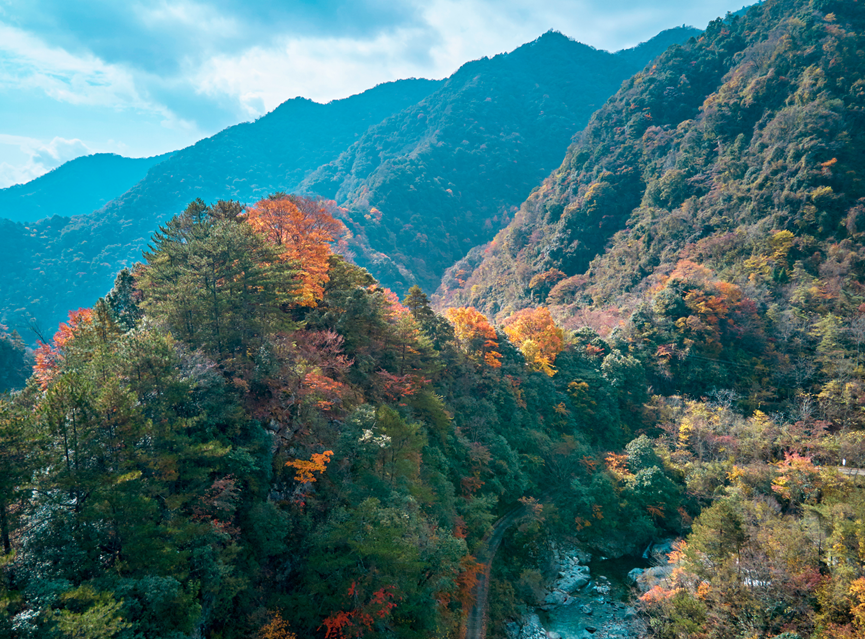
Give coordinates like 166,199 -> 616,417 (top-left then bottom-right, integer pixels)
0,195 -> 670,638
4,0 -> 865,638
436,0 -> 865,636
0,27 -> 698,341
298,27 -> 699,293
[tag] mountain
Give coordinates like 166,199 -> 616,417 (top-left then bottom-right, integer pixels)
0,27 -> 699,337
0,79 -> 442,335
438,0 -> 865,324
0,153 -> 169,224
7,4 -> 865,639
299,27 -> 701,293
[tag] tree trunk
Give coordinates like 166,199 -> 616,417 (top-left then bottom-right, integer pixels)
0,496 -> 10,555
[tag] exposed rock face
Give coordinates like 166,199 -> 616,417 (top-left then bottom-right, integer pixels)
505,613 -> 548,639
555,564 -> 591,593
633,538 -> 682,592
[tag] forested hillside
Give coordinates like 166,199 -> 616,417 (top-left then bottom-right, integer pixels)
0,196 -> 669,639
8,1 -> 865,638
0,79 -> 441,336
0,153 -> 169,224
440,0 -> 864,324
429,1 -> 865,636
300,28 -> 699,293
0,27 -> 699,339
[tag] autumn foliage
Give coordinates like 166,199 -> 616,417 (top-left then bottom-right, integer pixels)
33,308 -> 94,390
502,306 -> 564,376
246,195 -> 345,306
444,306 -> 502,368
286,450 -> 333,483
259,612 -> 297,639
321,585 -> 398,639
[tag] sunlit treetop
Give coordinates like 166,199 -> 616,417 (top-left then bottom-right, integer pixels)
246,194 -> 346,307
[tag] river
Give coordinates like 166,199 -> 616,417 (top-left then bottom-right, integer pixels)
539,555 -> 651,639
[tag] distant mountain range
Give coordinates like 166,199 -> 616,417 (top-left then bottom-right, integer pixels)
0,26 -> 699,336
298,27 -> 701,292
0,153 -> 169,224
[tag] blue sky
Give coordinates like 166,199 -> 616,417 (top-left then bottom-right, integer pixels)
0,0 -> 753,188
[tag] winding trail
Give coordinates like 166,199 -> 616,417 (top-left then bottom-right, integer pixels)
464,503 -> 528,639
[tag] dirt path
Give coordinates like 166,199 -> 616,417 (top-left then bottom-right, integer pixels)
463,502 -> 531,639
838,466 -> 865,476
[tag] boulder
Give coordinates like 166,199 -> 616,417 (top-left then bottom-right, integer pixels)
544,590 -> 571,607
627,567 -> 645,583
645,538 -> 680,564
519,613 -> 547,639
555,567 -> 590,593
635,565 -> 674,593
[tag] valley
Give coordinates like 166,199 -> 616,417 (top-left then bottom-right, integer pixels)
2,1 -> 865,638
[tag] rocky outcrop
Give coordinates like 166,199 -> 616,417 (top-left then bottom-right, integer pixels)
505,614 -> 548,639
629,538 -> 682,592
541,544 -> 593,611
633,565 -> 675,593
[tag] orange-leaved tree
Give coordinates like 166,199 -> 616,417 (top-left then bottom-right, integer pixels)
502,306 -> 565,376
286,450 -> 333,483
34,308 -> 94,389
246,194 -> 346,306
260,611 -> 297,639
444,306 -> 502,368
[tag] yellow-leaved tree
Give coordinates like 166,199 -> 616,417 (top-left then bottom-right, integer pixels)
444,306 -> 502,368
502,306 -> 564,376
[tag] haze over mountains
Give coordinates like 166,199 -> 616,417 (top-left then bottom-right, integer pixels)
0,26 -> 699,336
0,153 -> 170,224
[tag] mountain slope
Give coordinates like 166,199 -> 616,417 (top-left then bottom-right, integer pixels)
300,27 -> 700,293
0,79 -> 442,334
0,153 -> 169,224
0,26 -> 700,337
439,0 -> 865,322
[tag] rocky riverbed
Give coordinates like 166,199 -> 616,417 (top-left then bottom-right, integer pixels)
505,540 -> 679,639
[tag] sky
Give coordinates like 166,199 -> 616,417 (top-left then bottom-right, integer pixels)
0,0 -> 753,188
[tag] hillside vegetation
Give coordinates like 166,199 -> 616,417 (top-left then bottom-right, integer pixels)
7,2 -> 865,637
300,28 -> 700,293
441,0 -> 865,324
0,196 -> 665,639
0,28 -> 699,338
430,1 -> 865,636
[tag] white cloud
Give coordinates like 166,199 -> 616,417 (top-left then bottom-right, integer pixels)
0,134 -> 92,187
0,22 -> 196,131
0,0 -> 754,185
195,26 -> 441,114
192,0 -> 747,113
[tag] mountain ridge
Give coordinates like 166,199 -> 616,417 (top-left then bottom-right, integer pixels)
437,0 -> 865,324
298,26 -> 701,293
0,27 -> 698,336
0,152 -> 170,224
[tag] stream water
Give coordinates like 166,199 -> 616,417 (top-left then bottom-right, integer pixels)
539,555 -> 651,638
